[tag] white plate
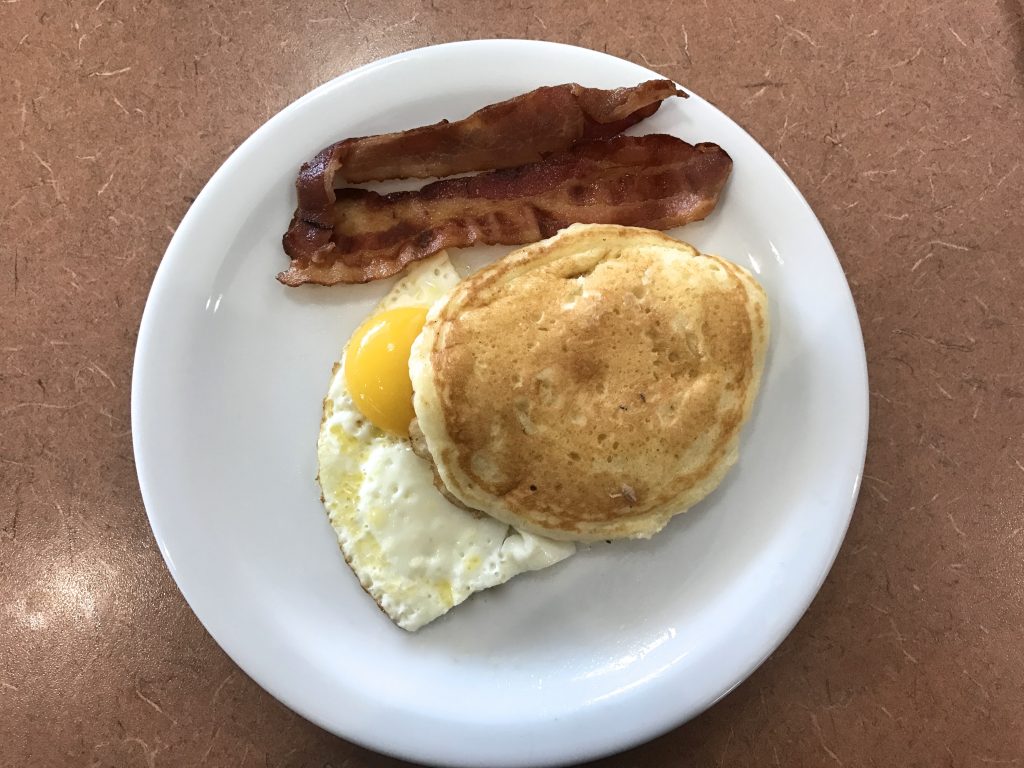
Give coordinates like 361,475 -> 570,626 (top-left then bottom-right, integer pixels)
132,40 -> 868,767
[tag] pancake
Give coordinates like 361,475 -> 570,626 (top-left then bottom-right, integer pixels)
409,224 -> 769,541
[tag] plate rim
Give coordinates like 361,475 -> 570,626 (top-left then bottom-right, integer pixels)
132,38 -> 869,767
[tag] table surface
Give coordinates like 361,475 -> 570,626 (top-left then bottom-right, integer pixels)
2,1 -> 1023,766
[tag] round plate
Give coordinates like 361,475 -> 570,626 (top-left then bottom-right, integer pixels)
132,40 -> 868,767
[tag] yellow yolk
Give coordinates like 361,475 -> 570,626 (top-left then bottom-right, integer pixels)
344,306 -> 429,436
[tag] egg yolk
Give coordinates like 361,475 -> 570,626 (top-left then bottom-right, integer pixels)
344,306 -> 429,436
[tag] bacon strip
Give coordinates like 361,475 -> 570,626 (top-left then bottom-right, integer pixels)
279,135 -> 732,286
294,80 -> 686,228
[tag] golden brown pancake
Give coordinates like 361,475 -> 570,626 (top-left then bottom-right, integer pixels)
409,224 -> 769,541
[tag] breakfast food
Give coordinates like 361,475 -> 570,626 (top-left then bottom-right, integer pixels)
305,80 -> 768,628
281,135 -> 732,286
292,80 -> 686,228
317,253 -> 575,631
279,80 -> 738,287
410,224 -> 769,541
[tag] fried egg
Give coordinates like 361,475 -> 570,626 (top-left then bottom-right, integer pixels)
317,253 -> 575,631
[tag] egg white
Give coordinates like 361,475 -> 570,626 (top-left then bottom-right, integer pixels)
317,253 -> 575,631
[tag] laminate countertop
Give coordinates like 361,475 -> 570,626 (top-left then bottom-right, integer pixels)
2,1 -> 1023,765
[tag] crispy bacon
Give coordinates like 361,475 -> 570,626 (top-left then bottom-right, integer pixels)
294,80 -> 687,228
279,135 -> 732,286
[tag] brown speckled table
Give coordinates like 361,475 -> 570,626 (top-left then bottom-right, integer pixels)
2,1 -> 1023,766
